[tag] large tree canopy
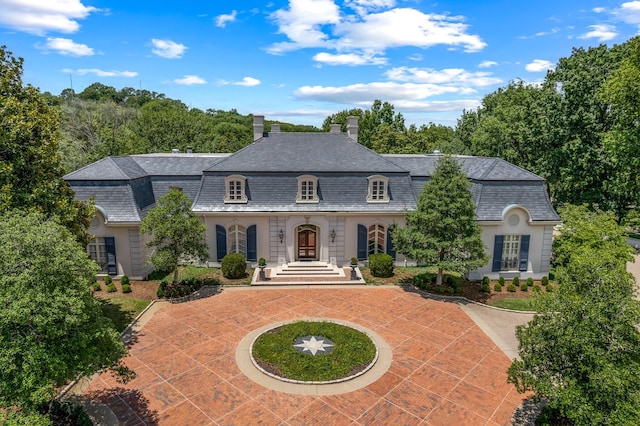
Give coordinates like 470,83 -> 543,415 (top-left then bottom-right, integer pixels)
508,205 -> 640,425
391,155 -> 488,284
0,45 -> 93,242
0,210 -> 129,413
141,188 -> 209,285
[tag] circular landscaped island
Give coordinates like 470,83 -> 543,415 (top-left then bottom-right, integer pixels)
250,320 -> 378,384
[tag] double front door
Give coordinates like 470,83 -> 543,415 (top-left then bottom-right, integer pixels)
297,225 -> 317,259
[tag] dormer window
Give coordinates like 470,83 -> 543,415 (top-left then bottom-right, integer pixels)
367,175 -> 389,203
296,175 -> 319,203
224,175 -> 247,203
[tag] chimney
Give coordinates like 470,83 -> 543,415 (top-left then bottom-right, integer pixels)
346,116 -> 358,142
330,124 -> 341,133
271,123 -> 281,133
253,115 -> 264,141
186,146 -> 193,154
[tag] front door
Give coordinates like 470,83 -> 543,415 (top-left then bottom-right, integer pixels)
297,225 -> 317,259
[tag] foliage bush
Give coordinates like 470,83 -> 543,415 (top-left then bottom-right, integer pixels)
512,276 -> 520,286
526,277 -> 534,286
350,257 -> 358,265
507,283 -> 516,292
120,275 -> 129,285
494,283 -> 503,292
498,276 -> 505,286
258,257 -> 266,266
481,282 -> 491,293
541,276 -> 549,286
106,283 -> 117,293
412,272 -> 461,295
482,276 -> 490,286
156,276 -> 220,299
546,284 -> 554,292
92,281 -> 101,291
368,253 -> 394,278
533,285 -> 542,294
104,275 -> 112,285
221,253 -> 246,279
121,284 -> 131,293
520,283 -> 528,292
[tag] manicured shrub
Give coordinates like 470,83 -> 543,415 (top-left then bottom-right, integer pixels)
258,257 -> 266,266
533,285 -> 542,293
520,283 -> 528,291
221,253 -> 247,279
106,283 -> 117,293
121,284 -> 131,293
507,283 -> 516,292
498,276 -> 505,286
368,253 -> 394,278
481,282 -> 491,293
512,276 -> 520,286
482,276 -> 490,286
104,275 -> 112,285
350,257 -> 358,265
546,284 -> 554,292
92,281 -> 101,291
413,272 -> 437,289
526,277 -> 534,286
541,276 -> 549,286
120,275 -> 129,285
494,283 -> 503,292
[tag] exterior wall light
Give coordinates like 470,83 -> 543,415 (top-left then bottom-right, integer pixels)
330,229 -> 336,242
279,229 -> 284,243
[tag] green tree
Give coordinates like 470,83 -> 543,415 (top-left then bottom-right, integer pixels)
0,210 -> 130,416
141,188 -> 209,285
508,206 -> 640,425
0,45 -> 93,242
391,155 -> 488,284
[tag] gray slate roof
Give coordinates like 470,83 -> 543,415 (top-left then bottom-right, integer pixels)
64,130 -> 560,223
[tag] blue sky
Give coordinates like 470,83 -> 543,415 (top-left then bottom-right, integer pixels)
2,0 -> 640,128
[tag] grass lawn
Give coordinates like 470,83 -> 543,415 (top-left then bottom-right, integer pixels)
252,321 -> 376,382
98,297 -> 150,332
489,297 -> 537,312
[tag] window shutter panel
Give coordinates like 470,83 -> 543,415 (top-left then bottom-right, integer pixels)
216,225 -> 227,262
247,225 -> 257,262
492,235 -> 503,272
386,227 -> 396,260
519,235 -> 530,271
357,224 -> 367,260
105,237 -> 117,275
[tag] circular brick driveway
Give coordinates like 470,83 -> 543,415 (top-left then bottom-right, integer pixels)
84,286 -> 526,425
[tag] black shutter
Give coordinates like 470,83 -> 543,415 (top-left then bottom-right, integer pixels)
519,235 -> 530,271
492,235 -> 503,272
357,224 -> 367,261
216,225 -> 227,262
105,237 -> 117,275
386,227 -> 396,260
247,225 -> 257,262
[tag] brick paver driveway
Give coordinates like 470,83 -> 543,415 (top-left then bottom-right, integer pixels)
84,286 -> 526,425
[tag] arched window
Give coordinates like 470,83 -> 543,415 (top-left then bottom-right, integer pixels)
368,224 -> 386,255
228,224 -> 247,257
367,175 -> 389,202
296,175 -> 319,203
224,175 -> 247,203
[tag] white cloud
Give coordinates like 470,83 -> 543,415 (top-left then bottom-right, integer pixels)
313,51 -> 387,66
385,67 -> 502,86
593,7 -> 606,13
173,75 -> 206,85
151,39 -> 187,58
392,99 -> 481,112
215,10 -> 237,28
38,37 -> 94,56
615,1 -> 640,24
267,1 -> 485,58
578,24 -> 617,41
64,68 -> 138,77
478,60 -> 498,68
294,82 -> 465,104
218,77 -> 261,87
408,53 -> 423,61
525,59 -> 555,72
0,0 -> 97,35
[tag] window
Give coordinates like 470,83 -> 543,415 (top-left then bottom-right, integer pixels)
501,235 -> 520,270
296,175 -> 319,203
368,224 -> 386,256
88,237 -> 108,272
228,224 -> 247,257
367,176 -> 389,202
224,175 -> 247,203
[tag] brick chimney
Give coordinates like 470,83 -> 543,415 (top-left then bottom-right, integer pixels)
253,115 -> 264,141
347,116 -> 358,142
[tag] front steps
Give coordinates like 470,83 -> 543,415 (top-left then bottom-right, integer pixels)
251,261 -> 363,285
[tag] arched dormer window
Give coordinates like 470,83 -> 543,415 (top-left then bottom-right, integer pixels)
367,175 -> 389,203
296,175 -> 319,203
224,175 -> 247,203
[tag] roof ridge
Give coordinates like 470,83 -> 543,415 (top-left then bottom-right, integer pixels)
478,158 -> 501,180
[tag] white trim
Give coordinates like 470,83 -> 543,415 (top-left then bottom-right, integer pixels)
367,175 -> 389,203
224,175 -> 248,203
296,175 -> 319,203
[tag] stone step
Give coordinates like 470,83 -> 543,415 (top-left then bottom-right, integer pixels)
276,271 -> 342,276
